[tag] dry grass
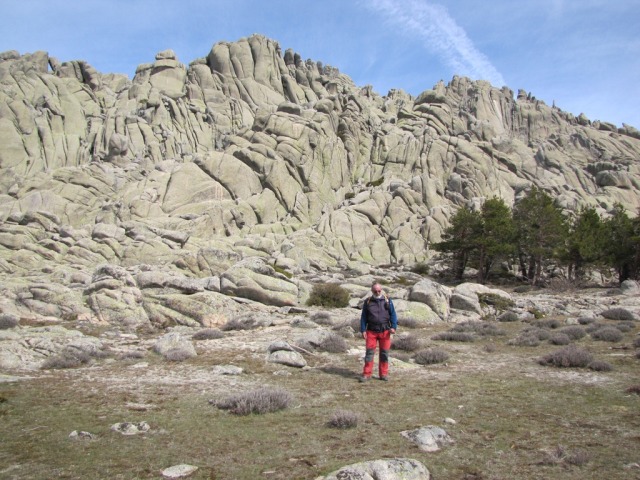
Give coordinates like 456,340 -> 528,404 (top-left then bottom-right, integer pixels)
215,386 -> 293,415
327,410 -> 359,429
2,302 -> 640,480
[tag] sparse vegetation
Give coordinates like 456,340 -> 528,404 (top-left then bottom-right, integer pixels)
508,333 -> 541,347
391,334 -> 421,352
414,348 -> 450,365
432,331 -> 475,342
317,333 -> 348,353
192,328 -> 225,340
399,317 -> 420,329
549,332 -> 571,345
601,307 -> 636,321
634,337 -> 640,348
118,350 -> 146,360
497,311 -> 519,322
478,293 -> 515,312
41,348 -> 92,369
327,410 -> 359,429
411,263 -> 430,275
540,445 -> 590,467
614,322 -> 635,333
311,312 -> 334,326
538,346 -> 594,368
590,326 -> 624,342
216,387 -> 293,415
626,385 -> 640,395
163,348 -> 196,362
558,326 -> 586,340
578,316 -> 596,325
222,315 -> 264,331
588,360 -> 613,372
306,283 -> 350,308
451,321 -> 506,337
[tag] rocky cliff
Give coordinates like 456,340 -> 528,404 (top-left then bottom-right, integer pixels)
0,34 -> 639,328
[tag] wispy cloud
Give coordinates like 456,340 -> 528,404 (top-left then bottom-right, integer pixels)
363,0 -> 506,87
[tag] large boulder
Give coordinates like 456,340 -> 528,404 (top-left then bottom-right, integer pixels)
318,458 -> 431,480
408,279 -> 452,320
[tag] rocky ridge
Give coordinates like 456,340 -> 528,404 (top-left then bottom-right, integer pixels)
0,34 -> 639,333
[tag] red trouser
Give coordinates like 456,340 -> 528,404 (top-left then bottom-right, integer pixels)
363,330 -> 391,378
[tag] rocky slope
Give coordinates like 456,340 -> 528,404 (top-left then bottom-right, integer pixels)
0,34 -> 639,332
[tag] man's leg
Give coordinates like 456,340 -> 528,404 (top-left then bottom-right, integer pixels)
362,331 -> 377,378
378,330 -> 391,378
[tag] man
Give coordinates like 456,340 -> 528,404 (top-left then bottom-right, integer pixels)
359,282 -> 397,382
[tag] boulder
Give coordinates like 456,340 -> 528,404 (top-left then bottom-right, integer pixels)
408,279 -> 452,320
400,426 -> 454,452
318,458 -> 431,480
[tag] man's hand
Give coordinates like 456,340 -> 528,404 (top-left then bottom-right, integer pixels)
362,332 -> 367,339
390,328 -> 396,334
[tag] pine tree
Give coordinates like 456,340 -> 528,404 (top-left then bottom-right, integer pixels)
603,204 -> 637,282
476,197 -> 517,283
513,187 -> 568,285
563,206 -> 606,280
433,206 -> 482,280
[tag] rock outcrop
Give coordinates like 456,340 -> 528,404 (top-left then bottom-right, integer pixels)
0,34 -> 639,325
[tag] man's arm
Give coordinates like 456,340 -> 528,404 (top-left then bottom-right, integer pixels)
388,299 -> 398,333
360,303 -> 368,339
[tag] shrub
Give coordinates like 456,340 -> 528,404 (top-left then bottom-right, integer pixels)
118,350 -> 146,360
311,312 -> 334,326
306,283 -> 350,308
625,385 -> 640,395
367,177 -> 384,187
540,445 -> 589,466
216,387 -> 293,415
484,343 -> 497,353
392,334 -> 421,352
392,351 -> 413,362
192,328 -> 225,340
508,334 -> 541,347
549,333 -> 571,345
588,360 -> 613,372
522,327 -> 551,341
0,313 -> 19,330
317,333 -> 348,353
497,311 -> 519,323
591,327 -> 624,342
344,192 -> 355,200
432,332 -> 475,342
163,348 -> 196,362
528,307 -> 545,319
222,315 -> 263,331
538,346 -> 594,368
452,321 -> 506,337
585,323 -> 604,334
536,319 -> 561,329
400,317 -> 420,329
634,337 -> 640,348
578,316 -> 596,325
41,349 -> 91,370
601,307 -> 636,321
478,293 -> 515,312
411,263 -> 430,275
614,322 -> 635,333
327,410 -> 359,429
414,348 -> 450,365
558,326 -> 586,340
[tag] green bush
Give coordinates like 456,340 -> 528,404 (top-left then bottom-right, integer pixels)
411,263 -> 430,275
366,177 -> 384,187
306,283 -> 350,308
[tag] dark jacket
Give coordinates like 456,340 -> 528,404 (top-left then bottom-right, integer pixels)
360,295 -> 398,333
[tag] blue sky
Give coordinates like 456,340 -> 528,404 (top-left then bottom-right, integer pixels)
2,0 -> 639,128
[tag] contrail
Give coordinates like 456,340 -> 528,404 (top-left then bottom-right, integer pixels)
364,0 -> 506,87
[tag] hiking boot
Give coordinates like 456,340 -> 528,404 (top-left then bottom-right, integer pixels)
358,376 -> 371,383
379,376 -> 388,381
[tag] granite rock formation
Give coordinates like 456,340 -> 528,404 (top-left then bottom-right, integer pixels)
0,34 -> 639,329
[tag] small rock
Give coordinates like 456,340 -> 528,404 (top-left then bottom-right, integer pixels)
69,430 -> 96,440
444,417 -> 457,425
111,421 -> 150,435
161,464 -> 198,479
401,426 -> 454,452
212,365 -> 243,375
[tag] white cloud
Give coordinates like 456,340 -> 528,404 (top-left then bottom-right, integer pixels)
363,0 -> 506,87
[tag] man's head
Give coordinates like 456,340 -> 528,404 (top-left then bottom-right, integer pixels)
371,283 -> 383,296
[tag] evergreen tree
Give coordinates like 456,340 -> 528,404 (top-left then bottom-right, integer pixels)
476,197 -> 517,283
603,204 -> 637,282
513,187 -> 568,285
563,206 -> 606,280
433,206 -> 482,280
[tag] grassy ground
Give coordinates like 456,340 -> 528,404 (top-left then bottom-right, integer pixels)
1,317 -> 639,479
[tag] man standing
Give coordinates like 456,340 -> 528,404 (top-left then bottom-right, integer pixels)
360,283 -> 398,382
